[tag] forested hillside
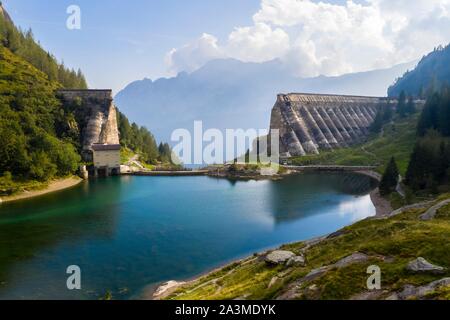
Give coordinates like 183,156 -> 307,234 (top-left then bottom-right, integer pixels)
405,89 -> 450,194
0,46 -> 81,195
0,4 -> 87,89
388,44 -> 450,97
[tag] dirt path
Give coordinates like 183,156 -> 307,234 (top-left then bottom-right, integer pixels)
0,177 -> 83,204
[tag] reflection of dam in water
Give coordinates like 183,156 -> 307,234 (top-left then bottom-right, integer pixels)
268,172 -> 377,224
0,174 -> 375,300
334,172 -> 378,195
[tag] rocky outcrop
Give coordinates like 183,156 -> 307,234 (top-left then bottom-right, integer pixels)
265,251 -> 296,265
270,93 -> 396,157
57,90 -> 120,161
406,257 -> 446,274
334,252 -> 369,268
276,252 -> 371,300
419,199 -> 450,220
387,278 -> 450,300
153,281 -> 185,300
287,255 -> 306,267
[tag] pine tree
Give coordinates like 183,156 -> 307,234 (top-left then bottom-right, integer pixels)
370,110 -> 384,134
406,97 -> 416,115
0,12 -> 87,89
379,157 -> 399,196
417,93 -> 440,136
382,104 -> 393,122
397,91 -> 407,117
437,142 -> 450,184
437,87 -> 450,136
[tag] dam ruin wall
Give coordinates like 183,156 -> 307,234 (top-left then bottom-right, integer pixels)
57,89 -> 120,162
270,93 -> 396,157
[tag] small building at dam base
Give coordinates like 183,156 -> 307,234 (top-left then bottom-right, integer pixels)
92,143 -> 121,177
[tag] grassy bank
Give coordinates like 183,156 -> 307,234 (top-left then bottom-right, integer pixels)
0,176 -> 82,203
164,195 -> 450,300
290,115 -> 419,176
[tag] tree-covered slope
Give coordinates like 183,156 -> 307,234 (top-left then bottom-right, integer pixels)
388,44 -> 450,97
0,46 -> 81,195
0,3 -> 87,89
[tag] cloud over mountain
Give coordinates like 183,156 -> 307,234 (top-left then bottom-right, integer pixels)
165,0 -> 450,76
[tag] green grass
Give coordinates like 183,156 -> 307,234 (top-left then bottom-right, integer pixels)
0,177 -> 49,197
290,115 -> 420,176
166,198 -> 450,300
120,147 -> 135,164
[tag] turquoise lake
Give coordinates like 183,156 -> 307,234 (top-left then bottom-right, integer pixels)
0,173 -> 377,299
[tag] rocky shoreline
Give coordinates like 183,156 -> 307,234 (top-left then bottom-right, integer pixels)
149,195 -> 450,300
147,169 -> 396,300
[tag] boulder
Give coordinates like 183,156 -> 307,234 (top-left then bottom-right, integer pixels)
396,278 -> 450,300
420,199 -> 450,221
406,257 -> 446,274
265,250 -> 296,265
303,266 -> 330,282
268,276 -> 279,288
153,280 -> 185,300
350,290 -> 386,300
334,252 -> 369,268
286,255 -> 306,267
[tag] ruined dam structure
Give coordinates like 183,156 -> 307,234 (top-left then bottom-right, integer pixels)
270,93 -> 393,157
57,90 -> 121,176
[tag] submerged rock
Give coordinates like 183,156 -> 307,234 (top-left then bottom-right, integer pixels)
265,250 -> 296,265
406,257 -> 446,274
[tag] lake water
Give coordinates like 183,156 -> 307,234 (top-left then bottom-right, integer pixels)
0,173 -> 377,300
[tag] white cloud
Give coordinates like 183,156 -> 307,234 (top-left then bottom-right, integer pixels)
165,0 -> 450,77
227,22 -> 290,62
165,33 -> 225,74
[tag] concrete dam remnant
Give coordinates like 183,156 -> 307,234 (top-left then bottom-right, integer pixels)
270,93 -> 393,157
57,89 -> 120,161
57,89 -> 121,177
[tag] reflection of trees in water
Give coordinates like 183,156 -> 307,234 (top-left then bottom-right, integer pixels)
332,172 -> 378,196
268,172 -> 377,224
0,178 -> 123,294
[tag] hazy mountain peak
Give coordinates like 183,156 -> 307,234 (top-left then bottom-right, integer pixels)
115,59 -> 416,143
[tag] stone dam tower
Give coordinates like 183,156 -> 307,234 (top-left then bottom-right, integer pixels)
57,89 -> 121,177
270,93 -> 394,158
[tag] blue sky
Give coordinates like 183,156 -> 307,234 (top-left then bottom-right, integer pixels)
3,1 -> 450,93
3,0 -> 260,92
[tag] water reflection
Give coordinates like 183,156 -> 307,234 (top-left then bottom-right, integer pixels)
0,178 -> 123,298
268,172 -> 377,224
0,173 -> 376,300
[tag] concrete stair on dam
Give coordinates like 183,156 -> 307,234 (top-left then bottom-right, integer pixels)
270,93 -> 395,157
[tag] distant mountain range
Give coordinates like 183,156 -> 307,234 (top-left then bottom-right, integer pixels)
389,44 -> 450,97
115,58 -> 416,144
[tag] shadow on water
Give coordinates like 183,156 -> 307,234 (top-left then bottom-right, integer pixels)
0,178 -> 123,298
